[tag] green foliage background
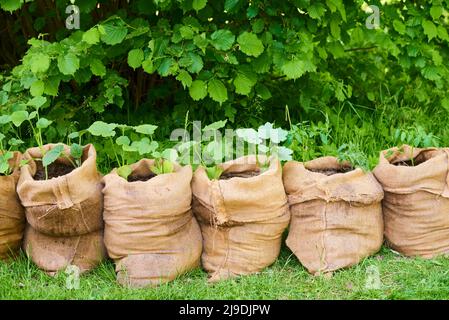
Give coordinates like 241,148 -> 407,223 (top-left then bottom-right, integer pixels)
0,0 -> 448,164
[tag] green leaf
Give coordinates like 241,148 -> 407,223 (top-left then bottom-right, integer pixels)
208,79 -> 228,104
235,128 -> 262,144
68,132 -> 79,140
8,138 -> 23,146
128,48 -> 144,69
430,6 -> 443,20
256,84 -> 271,100
158,57 -> 175,76
43,78 -> 60,96
162,160 -> 174,174
82,27 -> 100,45
179,26 -> 194,40
210,30 -> 235,51
251,19 -> 264,34
186,53 -> 203,74
234,71 -> 256,95
28,96 -> 47,108
87,121 -> 117,137
0,0 -> 23,12
206,165 -> 223,180
237,32 -> 264,57
281,59 -> 315,80
328,0 -> 346,21
0,115 -> 10,125
437,25 -> 449,41
422,20 -> 437,41
176,70 -> 193,89
30,53 -> 50,74
192,0 -> 207,12
30,80 -> 44,97
308,3 -> 326,19
203,120 -> 227,131
42,144 -> 65,167
161,148 -> 178,162
224,0 -> 240,11
57,53 -> 80,75
330,16 -> 341,39
100,22 -> 128,45
131,138 -> 158,155
189,80 -> 207,101
393,20 -> 406,34
0,91 -> 8,106
90,59 -> 106,77
142,58 -> 154,73
70,143 -> 83,159
422,65 -> 440,81
116,135 -> 130,146
194,33 -> 208,52
275,146 -> 293,161
442,97 -> 449,111
134,124 -> 157,135
36,117 -> 53,129
117,165 -> 132,180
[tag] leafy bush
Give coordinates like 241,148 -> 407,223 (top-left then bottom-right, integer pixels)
0,0 -> 448,140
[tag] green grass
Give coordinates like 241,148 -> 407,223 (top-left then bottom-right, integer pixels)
1,245 -> 449,300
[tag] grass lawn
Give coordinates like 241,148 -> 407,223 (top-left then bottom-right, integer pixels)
1,244 -> 449,300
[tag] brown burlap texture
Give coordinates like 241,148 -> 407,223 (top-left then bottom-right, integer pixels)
17,144 -> 105,274
192,156 -> 290,282
103,159 -> 202,287
373,145 -> 449,258
0,152 -> 25,260
283,157 -> 384,274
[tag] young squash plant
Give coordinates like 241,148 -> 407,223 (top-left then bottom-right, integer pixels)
176,120 -> 231,180
9,97 -> 82,179
0,132 -> 24,176
80,121 -> 176,180
236,122 -> 293,171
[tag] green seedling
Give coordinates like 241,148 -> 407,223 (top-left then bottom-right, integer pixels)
9,97 -> 81,179
336,143 -> 369,172
84,121 -> 175,180
236,122 -> 292,170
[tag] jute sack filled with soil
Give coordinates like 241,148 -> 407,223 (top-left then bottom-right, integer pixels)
373,145 -> 449,258
17,144 -> 105,274
192,155 -> 290,282
103,159 -> 202,288
0,152 -> 25,260
283,157 -> 384,274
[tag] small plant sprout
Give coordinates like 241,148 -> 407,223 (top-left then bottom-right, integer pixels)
0,132 -> 23,175
86,121 -> 174,180
8,96 -> 81,179
392,126 -> 439,166
175,120 -> 229,180
236,122 -> 292,170
336,143 -> 369,172
150,148 -> 178,175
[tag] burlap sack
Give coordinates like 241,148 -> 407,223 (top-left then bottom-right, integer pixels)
0,152 -> 25,260
23,226 -> 105,274
103,159 -> 202,287
283,157 -> 384,274
373,145 -> 449,258
192,156 -> 290,282
17,144 -> 105,273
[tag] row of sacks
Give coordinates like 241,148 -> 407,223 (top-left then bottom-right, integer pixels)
1,144 -> 449,286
